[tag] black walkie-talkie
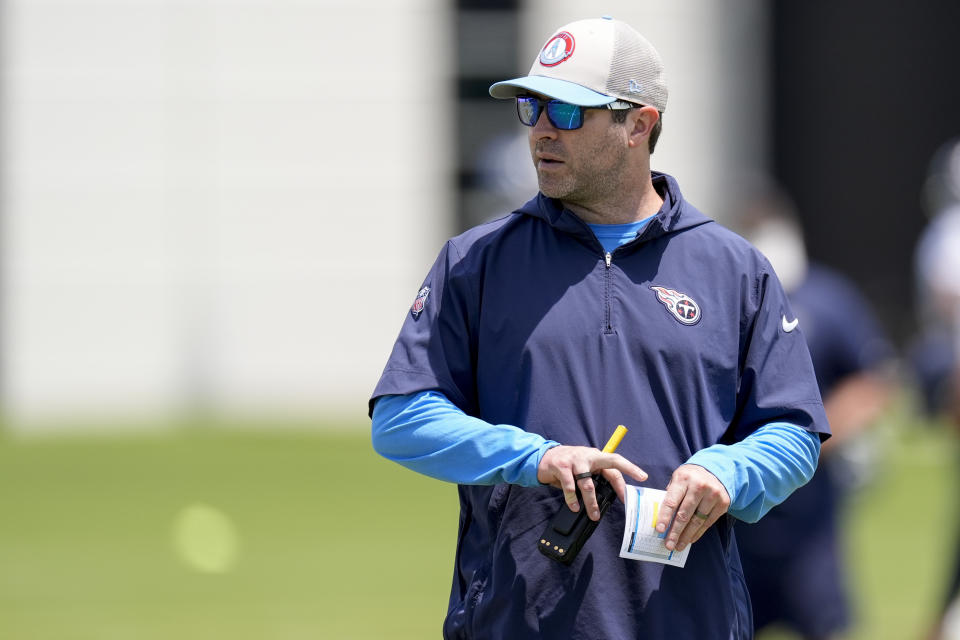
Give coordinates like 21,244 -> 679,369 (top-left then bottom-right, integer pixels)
537,426 -> 628,565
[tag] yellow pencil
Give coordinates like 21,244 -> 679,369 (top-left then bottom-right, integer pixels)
602,425 -> 628,453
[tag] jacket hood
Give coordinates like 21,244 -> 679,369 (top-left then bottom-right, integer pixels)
514,172 -> 713,247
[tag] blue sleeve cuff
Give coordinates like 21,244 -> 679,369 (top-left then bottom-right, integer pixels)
371,390 -> 559,487
686,422 -> 821,522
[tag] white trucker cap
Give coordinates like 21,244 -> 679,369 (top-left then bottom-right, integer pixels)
489,16 -> 668,111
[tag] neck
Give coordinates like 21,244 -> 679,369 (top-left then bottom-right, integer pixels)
562,178 -> 663,225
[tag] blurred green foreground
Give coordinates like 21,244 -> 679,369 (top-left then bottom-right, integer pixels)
0,407 -> 957,639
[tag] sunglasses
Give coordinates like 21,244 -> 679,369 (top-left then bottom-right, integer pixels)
516,96 -> 638,130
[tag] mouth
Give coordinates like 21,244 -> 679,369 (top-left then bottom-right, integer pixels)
536,154 -> 564,169
534,141 -> 565,166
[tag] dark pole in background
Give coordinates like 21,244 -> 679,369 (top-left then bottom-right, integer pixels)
771,0 -> 960,346
454,0 -> 522,232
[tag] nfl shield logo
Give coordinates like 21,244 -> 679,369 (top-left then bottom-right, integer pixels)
411,286 -> 431,317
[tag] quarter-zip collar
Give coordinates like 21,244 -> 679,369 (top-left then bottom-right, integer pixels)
515,172 -> 713,254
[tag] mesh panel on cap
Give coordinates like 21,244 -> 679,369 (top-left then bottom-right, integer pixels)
606,22 -> 668,111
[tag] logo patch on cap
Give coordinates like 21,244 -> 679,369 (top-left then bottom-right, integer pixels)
539,32 -> 575,67
650,286 -> 701,325
411,286 -> 431,317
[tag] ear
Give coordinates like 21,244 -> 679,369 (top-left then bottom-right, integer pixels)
627,106 -> 660,148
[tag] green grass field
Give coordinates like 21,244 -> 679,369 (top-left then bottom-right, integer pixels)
0,425 -> 459,639
0,408 -> 957,639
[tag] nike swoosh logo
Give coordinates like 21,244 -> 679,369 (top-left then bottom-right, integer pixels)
782,315 -> 799,333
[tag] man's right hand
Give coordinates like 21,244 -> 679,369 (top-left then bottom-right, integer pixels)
537,446 -> 648,521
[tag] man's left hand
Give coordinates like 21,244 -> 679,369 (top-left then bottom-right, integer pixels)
655,464 -> 730,551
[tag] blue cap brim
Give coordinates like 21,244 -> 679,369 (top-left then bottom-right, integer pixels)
488,75 -> 614,107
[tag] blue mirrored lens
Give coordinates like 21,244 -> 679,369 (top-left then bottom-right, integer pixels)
517,97 -> 540,126
546,102 -> 582,129
516,97 -> 584,130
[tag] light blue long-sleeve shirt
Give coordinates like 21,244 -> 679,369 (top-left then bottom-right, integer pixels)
372,390 -> 820,523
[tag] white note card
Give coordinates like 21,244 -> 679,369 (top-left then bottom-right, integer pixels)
619,485 -> 690,567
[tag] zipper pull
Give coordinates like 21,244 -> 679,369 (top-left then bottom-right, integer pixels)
605,252 -> 612,268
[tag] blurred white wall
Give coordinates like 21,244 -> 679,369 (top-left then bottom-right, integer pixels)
1,0 -> 452,428
1,1 -> 768,429
521,1 -> 770,218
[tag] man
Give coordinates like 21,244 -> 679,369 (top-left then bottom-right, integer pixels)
370,16 -> 829,639
731,182 -> 894,640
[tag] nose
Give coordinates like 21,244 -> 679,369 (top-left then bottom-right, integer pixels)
530,108 -> 558,141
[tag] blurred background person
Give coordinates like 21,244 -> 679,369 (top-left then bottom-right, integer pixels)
911,138 -> 960,427
731,178 -> 897,640
472,130 -> 540,223
911,138 -> 960,640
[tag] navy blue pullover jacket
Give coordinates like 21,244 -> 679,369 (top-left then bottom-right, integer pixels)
371,173 -> 830,639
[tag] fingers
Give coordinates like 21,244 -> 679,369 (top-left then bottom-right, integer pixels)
556,465 -> 582,513
557,470 -> 601,520
654,483 -> 683,541
683,497 -> 724,547
603,452 -> 649,484
574,473 -> 599,519
537,446 -> 648,521
600,468 -> 627,503
655,464 -> 731,551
